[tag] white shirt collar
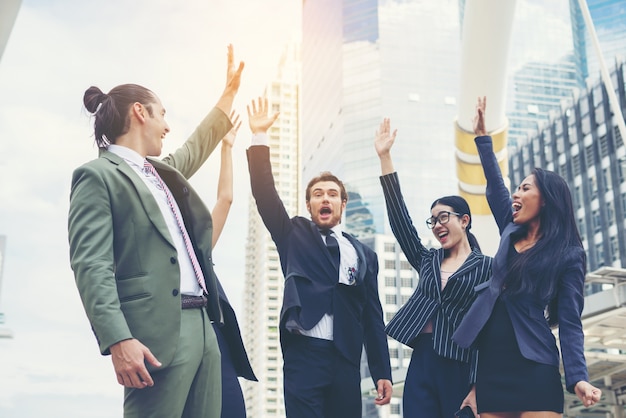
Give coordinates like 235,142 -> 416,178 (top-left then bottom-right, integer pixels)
107,144 -> 146,168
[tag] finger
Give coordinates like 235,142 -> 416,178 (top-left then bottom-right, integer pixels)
137,368 -> 154,387
246,104 -> 252,119
227,44 -> 234,70
263,97 -> 269,113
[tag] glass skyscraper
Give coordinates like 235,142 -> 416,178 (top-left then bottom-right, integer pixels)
302,0 -> 461,239
570,0 -> 626,84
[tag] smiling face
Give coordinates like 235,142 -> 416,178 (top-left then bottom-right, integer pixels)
306,180 -> 346,229
512,174 -> 544,225
429,204 -> 469,250
141,96 -> 170,157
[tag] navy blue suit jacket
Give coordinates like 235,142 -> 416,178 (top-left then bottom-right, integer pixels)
247,145 -> 392,385
453,136 -> 589,393
215,279 -> 257,381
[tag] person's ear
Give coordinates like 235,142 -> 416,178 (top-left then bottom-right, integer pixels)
132,102 -> 146,122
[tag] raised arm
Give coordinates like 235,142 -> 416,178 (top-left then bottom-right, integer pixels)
374,118 -> 397,175
375,118 -> 428,266
212,111 -> 241,248
473,96 -> 513,232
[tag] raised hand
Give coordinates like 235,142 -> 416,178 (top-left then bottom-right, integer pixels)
473,96 -> 487,136
224,44 -> 244,96
247,97 -> 279,134
374,118 -> 397,175
374,118 -> 397,157
223,110 -> 242,148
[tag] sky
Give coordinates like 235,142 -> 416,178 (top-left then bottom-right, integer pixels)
0,1 -> 300,416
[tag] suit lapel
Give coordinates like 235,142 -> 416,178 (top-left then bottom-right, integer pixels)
431,249 -> 444,297
102,151 -> 176,249
448,249 -> 482,280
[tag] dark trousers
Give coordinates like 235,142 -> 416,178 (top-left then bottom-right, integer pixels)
403,334 -> 470,418
283,335 -> 361,418
213,324 -> 246,418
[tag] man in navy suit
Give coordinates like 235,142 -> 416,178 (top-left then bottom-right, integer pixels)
245,98 -> 392,418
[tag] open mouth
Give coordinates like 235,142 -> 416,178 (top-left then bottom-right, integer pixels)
320,207 -> 332,216
512,202 -> 522,214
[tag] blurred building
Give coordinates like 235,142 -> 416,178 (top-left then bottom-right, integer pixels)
301,0 -> 461,240
507,54 -> 581,150
570,0 -> 626,85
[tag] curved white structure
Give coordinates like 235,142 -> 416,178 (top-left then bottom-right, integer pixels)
455,0 -> 518,256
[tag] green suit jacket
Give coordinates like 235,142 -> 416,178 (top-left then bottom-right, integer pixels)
68,107 -> 231,369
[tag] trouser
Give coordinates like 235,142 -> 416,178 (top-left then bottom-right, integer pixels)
283,335 -> 361,418
123,307 -> 221,418
403,333 -> 470,418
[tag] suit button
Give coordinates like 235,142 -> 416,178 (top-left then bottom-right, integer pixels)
172,289 -> 179,296
170,257 -> 176,264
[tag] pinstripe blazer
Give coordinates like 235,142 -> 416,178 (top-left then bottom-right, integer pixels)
381,173 -> 492,365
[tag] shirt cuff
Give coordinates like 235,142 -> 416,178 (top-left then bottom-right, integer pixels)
250,132 -> 269,146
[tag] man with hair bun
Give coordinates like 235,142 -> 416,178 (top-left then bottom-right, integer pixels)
68,45 -> 244,418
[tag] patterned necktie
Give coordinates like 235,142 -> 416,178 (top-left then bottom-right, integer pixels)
143,160 -> 207,294
322,229 -> 340,269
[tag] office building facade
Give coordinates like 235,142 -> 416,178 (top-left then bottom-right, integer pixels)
508,60 -> 626,272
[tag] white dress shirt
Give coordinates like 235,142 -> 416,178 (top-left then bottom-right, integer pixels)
108,144 -> 202,296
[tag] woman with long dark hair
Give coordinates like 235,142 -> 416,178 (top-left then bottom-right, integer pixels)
375,118 -> 492,417
453,97 -> 602,417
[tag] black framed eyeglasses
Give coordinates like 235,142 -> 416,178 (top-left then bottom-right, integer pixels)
426,211 -> 461,229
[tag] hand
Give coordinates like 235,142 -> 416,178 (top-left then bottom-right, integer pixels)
109,339 -> 161,389
247,97 -> 279,134
473,96 -> 487,136
459,386 -> 479,418
374,118 -> 397,157
223,110 -> 241,148
224,44 -> 244,96
374,379 -> 392,406
575,381 -> 602,407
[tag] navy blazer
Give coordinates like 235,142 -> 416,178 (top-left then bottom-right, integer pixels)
215,279 -> 257,381
247,145 -> 392,384
381,173 -> 491,379
453,136 -> 589,393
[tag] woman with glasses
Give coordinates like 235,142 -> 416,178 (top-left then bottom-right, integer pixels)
453,97 -> 601,417
375,118 -> 493,417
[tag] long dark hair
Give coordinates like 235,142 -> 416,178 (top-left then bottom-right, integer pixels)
430,195 -> 482,252
83,84 -> 156,148
505,168 -> 585,326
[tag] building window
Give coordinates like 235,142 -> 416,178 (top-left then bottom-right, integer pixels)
595,242 -> 605,267
401,277 -> 414,288
389,348 -> 399,359
385,276 -> 396,287
385,294 -> 397,305
390,403 -> 401,415
384,260 -> 396,270
592,209 -> 601,233
384,242 -> 395,252
400,260 -> 412,271
610,235 -> 619,262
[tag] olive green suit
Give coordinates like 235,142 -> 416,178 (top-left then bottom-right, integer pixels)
68,107 -> 231,417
